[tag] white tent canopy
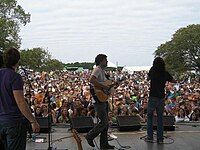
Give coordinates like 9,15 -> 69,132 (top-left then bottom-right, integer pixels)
93,60 -> 117,68
107,60 -> 117,68
122,66 -> 151,73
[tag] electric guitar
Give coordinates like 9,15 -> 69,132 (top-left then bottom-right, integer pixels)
72,129 -> 83,150
93,76 -> 126,102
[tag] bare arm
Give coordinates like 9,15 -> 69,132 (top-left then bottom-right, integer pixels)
13,90 -> 40,132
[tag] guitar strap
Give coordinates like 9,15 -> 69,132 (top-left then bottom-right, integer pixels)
89,84 -> 101,103
105,72 -> 110,80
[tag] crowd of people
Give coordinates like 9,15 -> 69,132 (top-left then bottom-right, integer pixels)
21,68 -> 200,125
0,48 -> 199,150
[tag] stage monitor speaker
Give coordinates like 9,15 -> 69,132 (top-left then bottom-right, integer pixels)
153,115 -> 175,131
36,117 -> 49,133
117,115 -> 141,131
71,116 -> 94,133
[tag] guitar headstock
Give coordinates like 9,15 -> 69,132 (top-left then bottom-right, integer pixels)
72,129 -> 83,150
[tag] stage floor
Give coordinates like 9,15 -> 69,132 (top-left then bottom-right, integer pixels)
26,122 -> 200,150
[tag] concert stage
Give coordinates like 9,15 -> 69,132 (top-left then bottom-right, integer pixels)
26,122 -> 200,150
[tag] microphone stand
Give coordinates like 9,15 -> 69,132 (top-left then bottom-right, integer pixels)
21,67 -> 34,92
20,67 -> 34,140
21,67 -> 53,149
43,87 -> 53,150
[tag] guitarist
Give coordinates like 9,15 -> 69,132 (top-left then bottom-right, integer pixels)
85,54 -> 115,149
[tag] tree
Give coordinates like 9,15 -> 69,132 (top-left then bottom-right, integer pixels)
20,47 -> 64,72
65,62 -> 94,70
20,47 -> 51,71
0,0 -> 30,51
155,24 -> 200,74
156,41 -> 186,74
44,59 -> 64,71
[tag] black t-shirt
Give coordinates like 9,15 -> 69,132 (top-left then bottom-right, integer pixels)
148,68 -> 173,99
0,68 -> 24,123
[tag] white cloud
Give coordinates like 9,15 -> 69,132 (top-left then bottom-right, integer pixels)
18,0 -> 200,66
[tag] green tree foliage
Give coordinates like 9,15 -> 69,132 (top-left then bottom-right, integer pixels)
44,59 -> 64,72
155,24 -> 200,74
20,47 -> 64,72
20,47 -> 48,71
0,0 -> 30,51
65,62 -> 94,70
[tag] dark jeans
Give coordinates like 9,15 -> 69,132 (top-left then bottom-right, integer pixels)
0,121 -> 27,150
86,102 -> 109,146
147,96 -> 164,141
0,138 -> 4,150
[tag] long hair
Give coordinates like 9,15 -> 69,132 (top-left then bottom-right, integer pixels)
3,47 -> 20,68
150,57 -> 166,77
95,54 -> 107,66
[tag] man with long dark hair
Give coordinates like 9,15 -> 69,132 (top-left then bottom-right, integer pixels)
85,54 -> 115,149
146,57 -> 175,143
0,48 -> 40,150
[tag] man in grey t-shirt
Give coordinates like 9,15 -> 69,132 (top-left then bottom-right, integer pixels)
85,54 -> 115,149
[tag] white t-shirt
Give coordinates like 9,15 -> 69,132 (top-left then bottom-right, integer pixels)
91,66 -> 108,103
91,66 -> 107,83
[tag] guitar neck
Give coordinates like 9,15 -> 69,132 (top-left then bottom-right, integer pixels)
72,129 -> 83,150
77,143 -> 83,150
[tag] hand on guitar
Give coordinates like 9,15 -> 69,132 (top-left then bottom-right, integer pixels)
101,85 -> 111,95
92,76 -> 126,102
101,81 -> 119,95
102,85 -> 111,91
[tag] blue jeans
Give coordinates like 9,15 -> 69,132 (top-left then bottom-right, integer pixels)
147,97 -> 164,141
86,102 -> 109,146
0,121 -> 27,150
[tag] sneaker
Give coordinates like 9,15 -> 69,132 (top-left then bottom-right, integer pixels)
144,137 -> 153,143
85,135 -> 95,147
100,144 -> 115,149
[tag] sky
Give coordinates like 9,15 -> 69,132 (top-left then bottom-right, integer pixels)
18,0 -> 200,66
